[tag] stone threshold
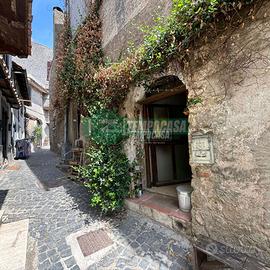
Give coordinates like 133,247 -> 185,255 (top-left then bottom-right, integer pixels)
125,192 -> 191,233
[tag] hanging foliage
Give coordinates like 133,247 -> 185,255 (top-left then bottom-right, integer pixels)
55,0 -> 258,213
53,5 -> 103,113
76,145 -> 131,213
52,17 -> 73,111
56,0 -> 257,110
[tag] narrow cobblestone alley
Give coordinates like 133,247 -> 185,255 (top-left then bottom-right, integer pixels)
0,150 -> 192,270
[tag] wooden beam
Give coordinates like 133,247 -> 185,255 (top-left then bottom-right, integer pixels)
137,85 -> 186,104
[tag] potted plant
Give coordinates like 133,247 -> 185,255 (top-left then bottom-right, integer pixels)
33,125 -> 42,148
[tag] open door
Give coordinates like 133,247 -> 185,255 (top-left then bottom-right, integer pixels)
143,79 -> 191,187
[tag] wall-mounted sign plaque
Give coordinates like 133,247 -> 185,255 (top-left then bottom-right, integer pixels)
191,134 -> 214,164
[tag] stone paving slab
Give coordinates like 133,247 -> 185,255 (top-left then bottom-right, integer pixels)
0,219 -> 29,270
0,150 -> 192,270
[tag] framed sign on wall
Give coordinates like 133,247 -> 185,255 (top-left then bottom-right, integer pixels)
191,133 -> 214,164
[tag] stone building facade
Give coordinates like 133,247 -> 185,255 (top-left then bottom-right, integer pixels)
49,7 -> 65,154
100,0 -> 172,60
187,4 -> 270,261
53,0 -> 270,266
15,42 -> 53,148
0,57 -> 30,166
25,77 -> 50,146
50,6 -> 81,156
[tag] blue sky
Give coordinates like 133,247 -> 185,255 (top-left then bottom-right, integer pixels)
32,0 -> 64,48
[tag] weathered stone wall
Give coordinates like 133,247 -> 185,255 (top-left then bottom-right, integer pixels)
100,0 -> 171,60
121,85 -> 147,185
68,0 -> 90,33
66,0 -> 270,263
51,3 -> 91,154
120,1 -> 270,263
49,8 -> 65,153
185,3 -> 270,262
99,0 -> 172,186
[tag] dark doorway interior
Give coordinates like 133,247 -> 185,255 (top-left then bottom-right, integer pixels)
144,91 -> 192,187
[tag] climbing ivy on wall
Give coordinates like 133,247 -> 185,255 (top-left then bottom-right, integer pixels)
76,110 -> 131,213
56,0 -> 257,111
94,0 -> 257,108
53,18 -> 72,111
53,5 -> 103,112
55,0 -> 258,212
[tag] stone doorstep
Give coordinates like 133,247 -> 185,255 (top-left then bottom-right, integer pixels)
201,260 -> 232,270
56,163 -> 70,173
125,193 -> 191,233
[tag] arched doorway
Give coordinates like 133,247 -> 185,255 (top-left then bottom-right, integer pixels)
142,76 -> 192,189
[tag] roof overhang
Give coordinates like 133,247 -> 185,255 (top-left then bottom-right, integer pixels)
25,112 -> 42,124
28,77 -> 49,94
0,0 -> 33,57
25,112 -> 39,120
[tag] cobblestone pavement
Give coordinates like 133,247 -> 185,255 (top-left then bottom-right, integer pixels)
0,150 -> 192,270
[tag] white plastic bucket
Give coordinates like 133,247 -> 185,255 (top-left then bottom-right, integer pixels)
176,184 -> 193,212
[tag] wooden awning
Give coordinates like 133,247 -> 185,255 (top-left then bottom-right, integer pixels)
0,0 -> 32,57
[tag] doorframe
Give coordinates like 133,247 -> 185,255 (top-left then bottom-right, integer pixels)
141,89 -> 191,188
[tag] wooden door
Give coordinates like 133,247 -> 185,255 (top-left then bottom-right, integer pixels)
144,104 -> 191,187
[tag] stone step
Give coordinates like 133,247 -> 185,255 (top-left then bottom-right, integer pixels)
125,192 -> 191,234
0,219 -> 29,270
